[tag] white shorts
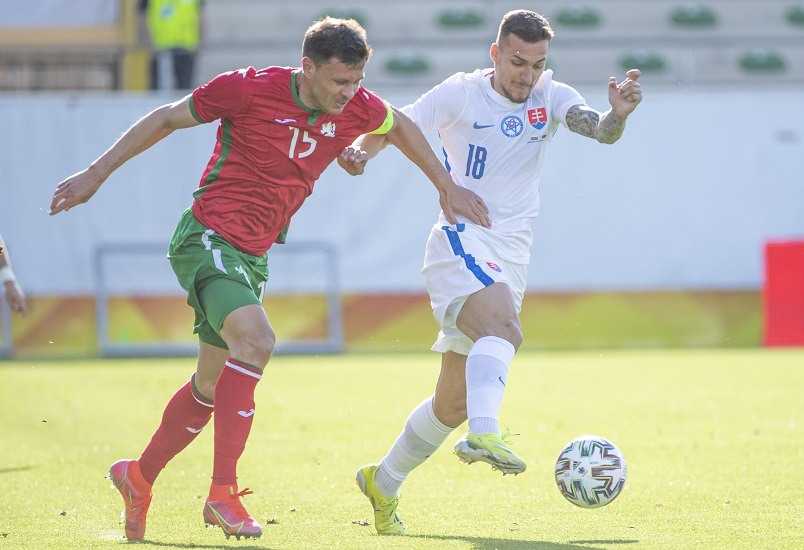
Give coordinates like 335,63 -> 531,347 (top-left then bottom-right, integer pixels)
422,223 -> 528,355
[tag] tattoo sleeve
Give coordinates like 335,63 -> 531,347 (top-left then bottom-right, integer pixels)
565,104 -> 626,144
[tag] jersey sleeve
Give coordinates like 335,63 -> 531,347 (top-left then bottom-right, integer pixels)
550,80 -> 586,126
190,67 -> 255,123
356,88 -> 394,135
401,72 -> 467,134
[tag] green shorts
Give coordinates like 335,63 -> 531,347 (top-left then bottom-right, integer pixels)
168,208 -> 268,349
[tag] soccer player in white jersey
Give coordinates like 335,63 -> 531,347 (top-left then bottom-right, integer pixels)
338,9 -> 642,534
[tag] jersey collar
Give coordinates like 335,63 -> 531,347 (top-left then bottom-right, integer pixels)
291,70 -> 323,125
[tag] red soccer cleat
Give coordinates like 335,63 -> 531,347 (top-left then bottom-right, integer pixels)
108,459 -> 152,541
203,483 -> 262,540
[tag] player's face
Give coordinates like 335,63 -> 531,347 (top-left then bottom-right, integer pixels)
490,35 -> 549,103
307,58 -> 366,114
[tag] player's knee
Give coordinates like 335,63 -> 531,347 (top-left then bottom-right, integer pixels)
503,319 -> 523,350
484,311 -> 522,350
195,377 -> 217,401
461,315 -> 522,350
229,327 -> 275,369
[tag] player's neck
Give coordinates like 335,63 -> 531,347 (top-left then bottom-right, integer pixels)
295,73 -> 324,112
489,73 -> 508,100
490,73 -> 501,96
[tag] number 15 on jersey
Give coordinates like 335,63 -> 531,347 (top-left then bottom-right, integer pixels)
288,127 -> 317,159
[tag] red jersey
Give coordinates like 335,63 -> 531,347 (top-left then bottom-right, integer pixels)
189,66 -> 392,256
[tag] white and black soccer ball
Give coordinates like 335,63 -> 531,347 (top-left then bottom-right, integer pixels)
554,435 -> 627,508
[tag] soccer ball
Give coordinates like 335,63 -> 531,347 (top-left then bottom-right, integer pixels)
554,435 -> 627,508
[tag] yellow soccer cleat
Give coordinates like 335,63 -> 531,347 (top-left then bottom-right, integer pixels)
355,465 -> 405,535
454,432 -> 527,475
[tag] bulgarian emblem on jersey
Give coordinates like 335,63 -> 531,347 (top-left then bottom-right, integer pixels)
321,121 -> 336,138
500,115 -> 524,138
527,107 -> 548,130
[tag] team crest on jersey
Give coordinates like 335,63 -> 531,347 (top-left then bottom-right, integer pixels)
500,115 -> 524,137
486,261 -> 502,272
321,121 -> 336,138
527,107 -> 548,130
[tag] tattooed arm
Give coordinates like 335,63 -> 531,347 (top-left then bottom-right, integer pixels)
565,69 -> 643,145
565,105 -> 626,144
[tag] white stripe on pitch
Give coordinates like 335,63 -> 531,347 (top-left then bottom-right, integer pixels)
225,361 -> 262,380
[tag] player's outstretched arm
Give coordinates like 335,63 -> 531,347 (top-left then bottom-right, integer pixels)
49,95 -> 202,215
565,69 -> 643,145
0,237 -> 27,314
383,108 -> 491,228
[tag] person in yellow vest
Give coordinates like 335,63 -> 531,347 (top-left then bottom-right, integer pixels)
140,0 -> 203,90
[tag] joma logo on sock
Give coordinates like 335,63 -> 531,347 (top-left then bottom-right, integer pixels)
238,409 -> 255,418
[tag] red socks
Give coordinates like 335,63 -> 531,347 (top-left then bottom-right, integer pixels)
211,358 -> 261,485
137,358 -> 262,487
138,375 -> 214,485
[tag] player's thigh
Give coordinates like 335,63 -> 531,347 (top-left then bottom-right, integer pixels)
194,341 -> 230,399
423,225 -> 491,328
168,209 -> 270,350
456,282 -> 521,344
199,276 -> 262,333
199,277 -> 275,367
433,351 -> 468,428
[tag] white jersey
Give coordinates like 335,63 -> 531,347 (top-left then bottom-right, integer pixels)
403,69 -> 585,263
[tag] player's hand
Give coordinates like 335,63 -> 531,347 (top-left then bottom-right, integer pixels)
609,69 -> 642,119
3,280 -> 27,315
337,146 -> 369,176
440,184 -> 491,228
49,167 -> 105,215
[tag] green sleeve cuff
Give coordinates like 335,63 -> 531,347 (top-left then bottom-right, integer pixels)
368,102 -> 394,135
188,96 -> 206,124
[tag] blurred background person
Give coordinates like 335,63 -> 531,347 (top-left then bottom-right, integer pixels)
140,0 -> 204,90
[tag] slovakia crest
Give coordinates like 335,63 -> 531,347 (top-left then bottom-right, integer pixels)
486,261 -> 502,273
500,115 -> 524,138
321,121 -> 336,138
527,107 -> 548,130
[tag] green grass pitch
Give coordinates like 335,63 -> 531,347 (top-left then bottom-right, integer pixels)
1,349 -> 803,549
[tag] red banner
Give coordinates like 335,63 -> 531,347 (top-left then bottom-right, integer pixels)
764,240 -> 804,346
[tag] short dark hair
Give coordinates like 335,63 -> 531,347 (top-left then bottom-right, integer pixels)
497,10 -> 554,44
302,17 -> 371,66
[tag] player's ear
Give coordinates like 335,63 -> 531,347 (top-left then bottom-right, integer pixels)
489,42 -> 500,65
301,56 -> 316,78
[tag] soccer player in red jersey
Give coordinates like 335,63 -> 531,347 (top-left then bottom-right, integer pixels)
49,18 -> 489,541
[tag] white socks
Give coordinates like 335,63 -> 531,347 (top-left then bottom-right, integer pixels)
373,336 -> 516,497
466,336 -> 516,435
375,397 -> 453,497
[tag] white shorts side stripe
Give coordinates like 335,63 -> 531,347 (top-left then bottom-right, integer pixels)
212,249 -> 227,273
202,229 -> 228,273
